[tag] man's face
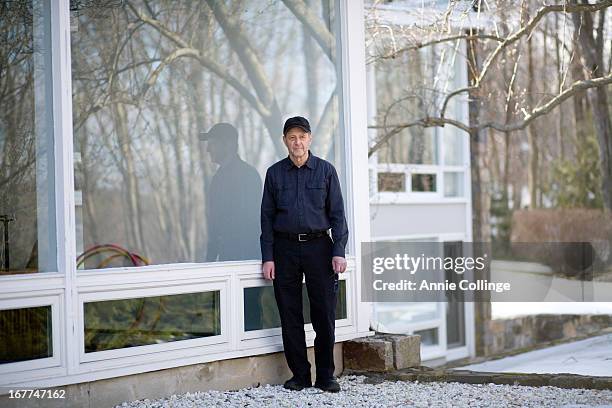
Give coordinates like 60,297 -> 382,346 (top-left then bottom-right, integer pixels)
283,127 -> 312,159
207,137 -> 223,164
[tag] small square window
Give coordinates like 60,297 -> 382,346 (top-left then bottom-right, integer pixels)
444,172 -> 464,197
414,327 -> 439,346
378,172 -> 405,192
411,173 -> 436,192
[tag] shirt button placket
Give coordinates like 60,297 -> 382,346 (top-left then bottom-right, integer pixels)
297,169 -> 304,229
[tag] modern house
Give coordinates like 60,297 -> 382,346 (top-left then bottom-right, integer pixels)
1,0 -> 371,394
0,0 -> 481,402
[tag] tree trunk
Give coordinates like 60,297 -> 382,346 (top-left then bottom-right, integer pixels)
554,12 -> 565,159
467,29 -> 491,356
572,2 -> 612,211
113,102 -> 145,254
302,0 -> 319,120
204,0 -> 285,157
527,35 -> 539,208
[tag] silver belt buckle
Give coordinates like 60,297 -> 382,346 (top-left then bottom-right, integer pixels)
298,233 -> 307,242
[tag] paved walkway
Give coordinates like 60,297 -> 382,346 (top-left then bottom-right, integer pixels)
492,302 -> 612,319
458,334 -> 612,377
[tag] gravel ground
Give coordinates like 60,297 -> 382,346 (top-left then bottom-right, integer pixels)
116,375 -> 612,408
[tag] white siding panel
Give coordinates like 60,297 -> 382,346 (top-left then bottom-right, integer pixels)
370,203 -> 467,238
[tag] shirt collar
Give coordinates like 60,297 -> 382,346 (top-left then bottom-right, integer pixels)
284,151 -> 318,170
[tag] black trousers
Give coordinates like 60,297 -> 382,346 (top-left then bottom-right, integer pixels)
273,234 -> 338,383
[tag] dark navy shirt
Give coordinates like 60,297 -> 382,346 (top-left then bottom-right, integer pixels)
260,152 -> 348,262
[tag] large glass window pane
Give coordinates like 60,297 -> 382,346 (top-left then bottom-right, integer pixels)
0,306 -> 52,364
84,291 -> 220,353
244,281 -> 347,332
443,132 -> 463,166
375,48 -> 437,165
0,1 -> 57,275
71,1 -> 344,268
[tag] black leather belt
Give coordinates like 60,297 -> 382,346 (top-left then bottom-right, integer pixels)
275,230 -> 328,242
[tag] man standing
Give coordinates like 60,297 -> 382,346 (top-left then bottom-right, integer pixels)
260,116 -> 348,393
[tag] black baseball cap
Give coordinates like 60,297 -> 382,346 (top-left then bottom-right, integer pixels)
283,116 -> 311,135
199,123 -> 238,143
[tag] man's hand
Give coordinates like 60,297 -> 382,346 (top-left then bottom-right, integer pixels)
262,261 -> 275,280
332,256 -> 347,274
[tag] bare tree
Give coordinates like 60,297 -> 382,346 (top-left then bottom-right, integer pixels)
571,0 -> 612,211
367,0 -> 612,212
69,0 -> 344,267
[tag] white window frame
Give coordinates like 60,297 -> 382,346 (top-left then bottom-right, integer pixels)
367,35 -> 471,206
0,0 -> 70,387
369,233 -> 474,363
78,280 -> 230,364
0,294 -> 63,382
238,272 -> 352,342
366,10 -> 476,361
0,0 -> 374,389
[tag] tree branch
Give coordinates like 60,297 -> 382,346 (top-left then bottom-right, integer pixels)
203,0 -> 276,109
368,72 -> 612,156
479,0 -> 612,86
281,0 -> 334,62
369,117 -> 471,157
480,72 -> 612,132
128,5 -> 271,118
368,33 -> 504,64
381,1 -> 612,118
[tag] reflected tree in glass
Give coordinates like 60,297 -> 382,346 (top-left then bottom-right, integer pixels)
0,1 -> 56,275
244,281 -> 347,331
375,48 -> 436,165
0,306 -> 52,364
84,291 -> 220,352
71,0 -> 344,268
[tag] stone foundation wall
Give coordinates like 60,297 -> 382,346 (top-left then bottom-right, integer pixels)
482,314 -> 612,356
0,344 -> 343,408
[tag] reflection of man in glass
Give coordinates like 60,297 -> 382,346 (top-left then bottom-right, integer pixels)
200,123 -> 262,261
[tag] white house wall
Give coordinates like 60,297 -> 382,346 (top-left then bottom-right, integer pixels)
371,203 -> 468,239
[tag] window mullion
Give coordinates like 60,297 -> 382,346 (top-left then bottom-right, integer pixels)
51,0 -> 78,374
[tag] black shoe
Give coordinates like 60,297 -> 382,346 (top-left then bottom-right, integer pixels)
283,377 -> 312,391
315,377 -> 341,393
